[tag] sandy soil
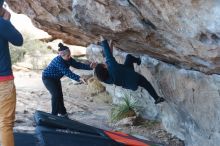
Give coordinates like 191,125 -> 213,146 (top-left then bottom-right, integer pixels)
13,70 -> 184,146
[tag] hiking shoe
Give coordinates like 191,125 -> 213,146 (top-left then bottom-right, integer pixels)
96,41 -> 102,46
154,97 -> 165,104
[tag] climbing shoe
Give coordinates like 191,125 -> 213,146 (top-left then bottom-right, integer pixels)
137,58 -> 141,65
154,97 -> 165,104
59,113 -> 69,119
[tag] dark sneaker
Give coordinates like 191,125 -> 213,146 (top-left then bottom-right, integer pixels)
137,58 -> 141,65
96,41 -> 102,46
101,50 -> 105,57
59,113 -> 69,119
154,97 -> 165,104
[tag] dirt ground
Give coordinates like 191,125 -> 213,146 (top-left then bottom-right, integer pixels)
13,69 -> 184,146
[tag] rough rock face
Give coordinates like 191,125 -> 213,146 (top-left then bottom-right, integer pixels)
5,0 -> 220,146
6,0 -> 220,74
6,0 -> 96,46
87,45 -> 220,146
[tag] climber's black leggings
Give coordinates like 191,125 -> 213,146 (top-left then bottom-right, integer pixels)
42,76 -> 67,115
137,74 -> 159,100
124,54 -> 159,101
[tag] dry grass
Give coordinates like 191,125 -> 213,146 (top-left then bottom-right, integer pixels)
87,77 -> 106,96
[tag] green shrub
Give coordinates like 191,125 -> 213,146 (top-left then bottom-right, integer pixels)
10,32 -> 50,64
110,95 -> 142,122
10,47 -> 26,64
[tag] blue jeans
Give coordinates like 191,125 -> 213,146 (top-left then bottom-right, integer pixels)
42,76 -> 67,115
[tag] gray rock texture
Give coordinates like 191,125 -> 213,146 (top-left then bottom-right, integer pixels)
6,0 -> 220,74
87,44 -> 220,146
6,0 -> 220,145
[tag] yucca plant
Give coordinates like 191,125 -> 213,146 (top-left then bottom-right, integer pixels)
111,94 -> 141,122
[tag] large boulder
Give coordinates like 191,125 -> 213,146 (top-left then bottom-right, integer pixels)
6,0 -> 220,145
6,0 -> 220,74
